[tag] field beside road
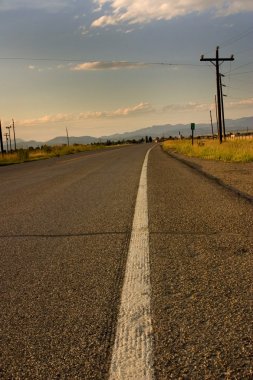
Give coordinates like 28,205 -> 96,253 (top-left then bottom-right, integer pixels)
162,139 -> 253,162
0,144 -> 120,166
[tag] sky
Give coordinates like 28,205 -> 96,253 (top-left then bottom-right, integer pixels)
0,0 -> 252,141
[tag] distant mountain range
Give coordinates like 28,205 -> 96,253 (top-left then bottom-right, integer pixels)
13,116 -> 253,148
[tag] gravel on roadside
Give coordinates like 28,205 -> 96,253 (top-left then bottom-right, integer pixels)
163,148 -> 253,199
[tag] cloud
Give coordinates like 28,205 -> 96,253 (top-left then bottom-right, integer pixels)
227,97 -> 253,108
71,61 -> 148,71
18,98 -> 253,127
91,0 -> 253,28
113,102 -> 154,116
19,102 -> 154,126
27,63 -> 67,72
0,0 -> 71,12
162,98 -> 253,113
79,26 -> 90,35
78,103 -> 153,118
20,113 -> 74,126
163,101 -> 212,112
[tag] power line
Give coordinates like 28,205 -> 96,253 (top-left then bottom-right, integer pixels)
228,70 -> 253,76
224,61 -> 253,74
228,96 -> 253,100
229,46 -> 253,56
219,26 -> 253,49
0,57 -> 205,67
203,26 -> 253,56
225,83 -> 252,91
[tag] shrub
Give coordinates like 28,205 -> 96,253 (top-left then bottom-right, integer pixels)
17,149 -> 29,161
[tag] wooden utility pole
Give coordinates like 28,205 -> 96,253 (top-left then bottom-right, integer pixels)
4,133 -> 9,153
66,128 -> 70,146
219,74 -> 226,141
209,110 -> 214,139
6,126 -> 12,151
12,119 -> 17,151
200,47 -> 234,143
0,120 -> 4,156
215,95 -> 219,138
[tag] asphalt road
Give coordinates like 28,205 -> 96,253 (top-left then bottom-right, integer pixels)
1,144 -> 252,379
148,147 -> 253,379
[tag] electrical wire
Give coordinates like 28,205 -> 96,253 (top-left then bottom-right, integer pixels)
0,57 -> 205,67
228,70 -> 253,76
224,61 -> 253,74
219,26 -> 253,49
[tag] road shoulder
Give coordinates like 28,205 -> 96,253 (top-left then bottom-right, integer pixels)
163,147 -> 253,201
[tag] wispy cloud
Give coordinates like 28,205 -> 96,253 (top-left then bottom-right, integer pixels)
163,98 -> 253,112
227,97 -> 253,107
163,102 -> 213,112
18,98 -> 253,127
91,0 -> 253,28
20,113 -> 74,126
19,102 -> 154,126
27,64 -> 55,72
79,26 -> 90,35
112,102 -> 154,116
71,61 -> 149,71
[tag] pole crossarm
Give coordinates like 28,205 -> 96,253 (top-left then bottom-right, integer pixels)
200,57 -> 234,62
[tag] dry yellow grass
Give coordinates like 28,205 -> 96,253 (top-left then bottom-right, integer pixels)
0,144 -> 111,165
162,139 -> 253,162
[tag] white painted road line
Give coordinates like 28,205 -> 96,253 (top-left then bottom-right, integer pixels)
109,148 -> 154,380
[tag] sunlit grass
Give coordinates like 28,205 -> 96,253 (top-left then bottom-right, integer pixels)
0,152 -> 20,165
162,139 -> 253,162
0,144 -> 112,165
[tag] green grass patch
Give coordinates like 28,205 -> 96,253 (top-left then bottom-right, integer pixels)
162,139 -> 253,163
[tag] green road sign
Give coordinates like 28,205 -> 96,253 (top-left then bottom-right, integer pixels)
191,123 -> 195,130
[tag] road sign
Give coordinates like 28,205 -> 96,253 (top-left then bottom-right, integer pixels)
191,123 -> 195,145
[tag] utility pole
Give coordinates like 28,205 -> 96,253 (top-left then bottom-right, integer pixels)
0,120 -> 4,156
66,127 -> 70,146
209,110 -> 214,139
12,119 -> 17,151
6,126 -> 12,151
4,133 -> 9,153
215,95 -> 219,138
200,46 -> 234,143
220,74 -> 226,141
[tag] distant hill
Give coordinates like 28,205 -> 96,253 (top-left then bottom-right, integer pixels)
14,116 -> 253,148
103,116 -> 253,141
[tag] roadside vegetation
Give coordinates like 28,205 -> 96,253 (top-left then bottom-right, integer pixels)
0,137 -> 153,166
0,143 -> 114,165
162,138 -> 253,163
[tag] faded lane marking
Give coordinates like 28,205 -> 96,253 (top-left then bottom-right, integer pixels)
109,147 -> 154,380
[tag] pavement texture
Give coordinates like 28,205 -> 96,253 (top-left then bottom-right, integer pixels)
0,145 -> 150,379
1,144 -> 252,379
148,146 -> 253,379
164,149 -> 253,199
